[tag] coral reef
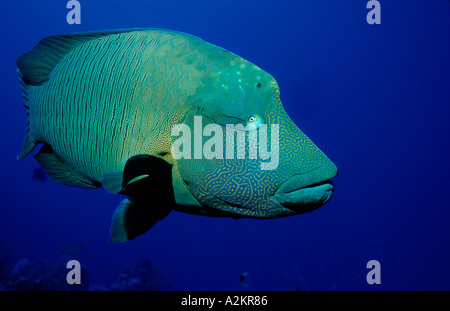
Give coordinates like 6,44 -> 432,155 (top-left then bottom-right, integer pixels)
109,259 -> 171,291
1,257 -> 89,291
0,246 -> 170,291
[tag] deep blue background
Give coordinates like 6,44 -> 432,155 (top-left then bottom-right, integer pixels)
1,0 -> 449,290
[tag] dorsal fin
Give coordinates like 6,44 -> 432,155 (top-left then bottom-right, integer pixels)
16,29 -> 147,86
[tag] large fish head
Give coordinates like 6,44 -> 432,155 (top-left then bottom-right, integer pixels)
171,56 -> 338,218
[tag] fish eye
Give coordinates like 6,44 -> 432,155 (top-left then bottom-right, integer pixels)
245,115 -> 264,130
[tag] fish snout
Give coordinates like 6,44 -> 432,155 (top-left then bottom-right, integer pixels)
273,160 -> 338,213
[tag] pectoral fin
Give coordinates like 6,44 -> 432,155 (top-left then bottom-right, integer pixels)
101,155 -> 172,196
100,171 -> 123,193
108,197 -> 171,243
106,155 -> 175,242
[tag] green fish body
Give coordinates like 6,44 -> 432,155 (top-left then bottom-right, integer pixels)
17,29 -> 338,242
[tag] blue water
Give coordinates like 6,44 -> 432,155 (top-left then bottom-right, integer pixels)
1,0 -> 449,290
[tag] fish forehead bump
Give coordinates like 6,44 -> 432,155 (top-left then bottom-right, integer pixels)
208,58 -> 278,95
191,56 -> 281,116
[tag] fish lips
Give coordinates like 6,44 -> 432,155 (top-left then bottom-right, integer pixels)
273,180 -> 335,213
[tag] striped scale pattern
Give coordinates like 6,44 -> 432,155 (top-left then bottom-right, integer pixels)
28,30 -> 225,183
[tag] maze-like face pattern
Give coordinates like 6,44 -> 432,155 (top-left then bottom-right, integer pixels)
175,55 -> 333,218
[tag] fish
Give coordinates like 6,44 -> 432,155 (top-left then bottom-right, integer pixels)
240,272 -> 248,282
240,272 -> 250,288
16,28 -> 338,242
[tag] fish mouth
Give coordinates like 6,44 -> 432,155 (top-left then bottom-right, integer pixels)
273,159 -> 338,213
274,180 -> 335,213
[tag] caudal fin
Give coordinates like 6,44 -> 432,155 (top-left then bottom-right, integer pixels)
17,69 -> 37,160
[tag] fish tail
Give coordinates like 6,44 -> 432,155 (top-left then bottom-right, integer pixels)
17,69 -> 37,160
